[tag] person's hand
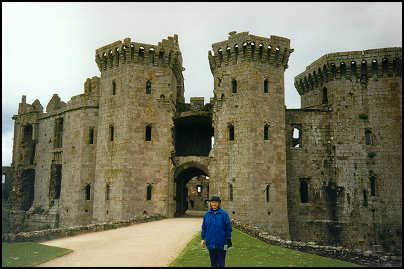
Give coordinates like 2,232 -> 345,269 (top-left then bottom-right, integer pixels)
201,240 -> 205,248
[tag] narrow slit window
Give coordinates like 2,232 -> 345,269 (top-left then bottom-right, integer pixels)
322,87 -> 328,104
266,184 -> 270,202
370,176 -> 376,196
85,184 -> 91,200
229,183 -> 233,201
264,124 -> 269,140
228,124 -> 234,141
89,127 -> 94,144
146,80 -> 151,94
112,80 -> 116,95
147,184 -> 152,200
145,125 -> 152,141
109,125 -> 114,141
264,79 -> 268,93
365,130 -> 372,145
300,179 -> 309,203
106,184 -> 111,200
363,189 -> 368,206
232,79 -> 237,93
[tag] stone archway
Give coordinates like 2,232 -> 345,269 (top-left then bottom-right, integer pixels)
172,157 -> 210,217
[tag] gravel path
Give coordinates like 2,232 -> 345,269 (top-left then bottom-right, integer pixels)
38,217 -> 203,267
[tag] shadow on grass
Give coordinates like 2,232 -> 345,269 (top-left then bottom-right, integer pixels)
2,242 -> 73,267
169,228 -> 361,267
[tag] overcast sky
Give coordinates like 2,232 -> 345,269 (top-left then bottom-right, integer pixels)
2,2 -> 402,167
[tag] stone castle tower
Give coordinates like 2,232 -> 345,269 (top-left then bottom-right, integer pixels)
3,31 -> 401,253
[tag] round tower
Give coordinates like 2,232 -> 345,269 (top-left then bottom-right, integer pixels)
294,47 -> 402,251
209,31 -> 294,239
92,35 -> 185,222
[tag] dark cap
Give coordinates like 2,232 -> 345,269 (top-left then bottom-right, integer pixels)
209,196 -> 221,202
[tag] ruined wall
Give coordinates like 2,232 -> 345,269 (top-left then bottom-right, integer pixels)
209,31 -> 293,239
294,47 -> 402,251
92,35 -> 184,223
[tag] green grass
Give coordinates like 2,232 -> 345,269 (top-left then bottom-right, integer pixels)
169,228 -> 361,267
2,242 -> 73,267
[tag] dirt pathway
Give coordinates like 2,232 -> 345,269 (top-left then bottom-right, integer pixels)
38,217 -> 203,267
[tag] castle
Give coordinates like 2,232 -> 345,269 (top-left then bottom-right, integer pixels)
3,31 -> 402,253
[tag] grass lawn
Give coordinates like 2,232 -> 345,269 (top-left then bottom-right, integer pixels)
170,228 -> 361,267
2,242 -> 73,267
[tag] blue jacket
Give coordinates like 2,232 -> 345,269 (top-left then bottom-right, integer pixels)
201,208 -> 232,250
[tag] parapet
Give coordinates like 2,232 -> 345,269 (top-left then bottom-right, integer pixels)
17,95 -> 43,115
95,34 -> 183,73
294,47 -> 402,95
208,31 -> 294,74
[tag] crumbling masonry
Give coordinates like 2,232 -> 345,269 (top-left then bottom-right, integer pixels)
3,31 -> 402,254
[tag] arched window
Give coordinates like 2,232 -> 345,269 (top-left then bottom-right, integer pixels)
365,130 -> 372,145
147,184 -> 152,200
264,79 -> 268,93
266,184 -> 270,202
146,80 -> 151,94
382,58 -> 388,73
264,124 -> 269,140
112,80 -> 116,95
145,125 -> 152,141
232,79 -> 237,93
228,124 -> 234,141
322,87 -> 328,104
351,61 -> 357,75
372,59 -> 378,73
85,184 -> 91,200
229,183 -> 233,201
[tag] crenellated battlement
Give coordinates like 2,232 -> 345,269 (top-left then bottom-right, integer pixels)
294,47 -> 402,95
95,34 -> 183,72
208,31 -> 294,74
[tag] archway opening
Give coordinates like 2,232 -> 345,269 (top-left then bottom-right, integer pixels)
174,165 -> 209,217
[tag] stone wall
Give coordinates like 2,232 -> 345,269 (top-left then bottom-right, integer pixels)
3,215 -> 165,243
231,219 -> 402,267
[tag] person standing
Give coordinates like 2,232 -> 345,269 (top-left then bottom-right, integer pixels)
201,196 -> 232,267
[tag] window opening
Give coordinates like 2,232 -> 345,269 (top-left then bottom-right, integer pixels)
54,118 -> 63,148
264,124 -> 269,140
363,189 -> 368,206
264,79 -> 268,93
292,127 -> 301,148
145,125 -> 152,141
146,80 -> 151,94
106,184 -> 111,200
109,125 -> 114,141
85,184 -> 91,200
300,179 -> 309,203
266,184 -> 270,202
89,127 -> 94,144
365,130 -> 372,145
322,87 -> 328,104
370,176 -> 376,196
147,184 -> 152,200
229,183 -> 233,201
232,79 -> 237,93
228,124 -> 234,141
112,80 -> 116,95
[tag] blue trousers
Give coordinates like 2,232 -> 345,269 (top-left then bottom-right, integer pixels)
208,249 -> 226,267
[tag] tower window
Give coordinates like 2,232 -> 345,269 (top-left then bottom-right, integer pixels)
264,124 -> 269,140
370,176 -> 376,196
147,184 -> 152,200
112,80 -> 116,95
266,184 -> 270,202
228,124 -> 234,141
145,125 -> 152,141
85,184 -> 91,200
232,79 -> 237,93
89,127 -> 94,144
106,184 -> 111,200
363,189 -> 368,206
300,179 -> 309,203
146,80 -> 151,94
109,125 -> 114,141
264,79 -> 268,93
322,87 -> 328,104
229,183 -> 233,201
365,130 -> 372,145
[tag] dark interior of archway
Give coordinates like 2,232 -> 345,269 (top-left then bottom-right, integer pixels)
22,169 -> 35,211
175,167 -> 208,217
174,116 -> 213,156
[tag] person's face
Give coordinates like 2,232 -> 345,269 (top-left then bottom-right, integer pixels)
210,201 -> 219,210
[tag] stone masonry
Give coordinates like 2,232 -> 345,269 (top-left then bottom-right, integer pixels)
3,31 -> 402,255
